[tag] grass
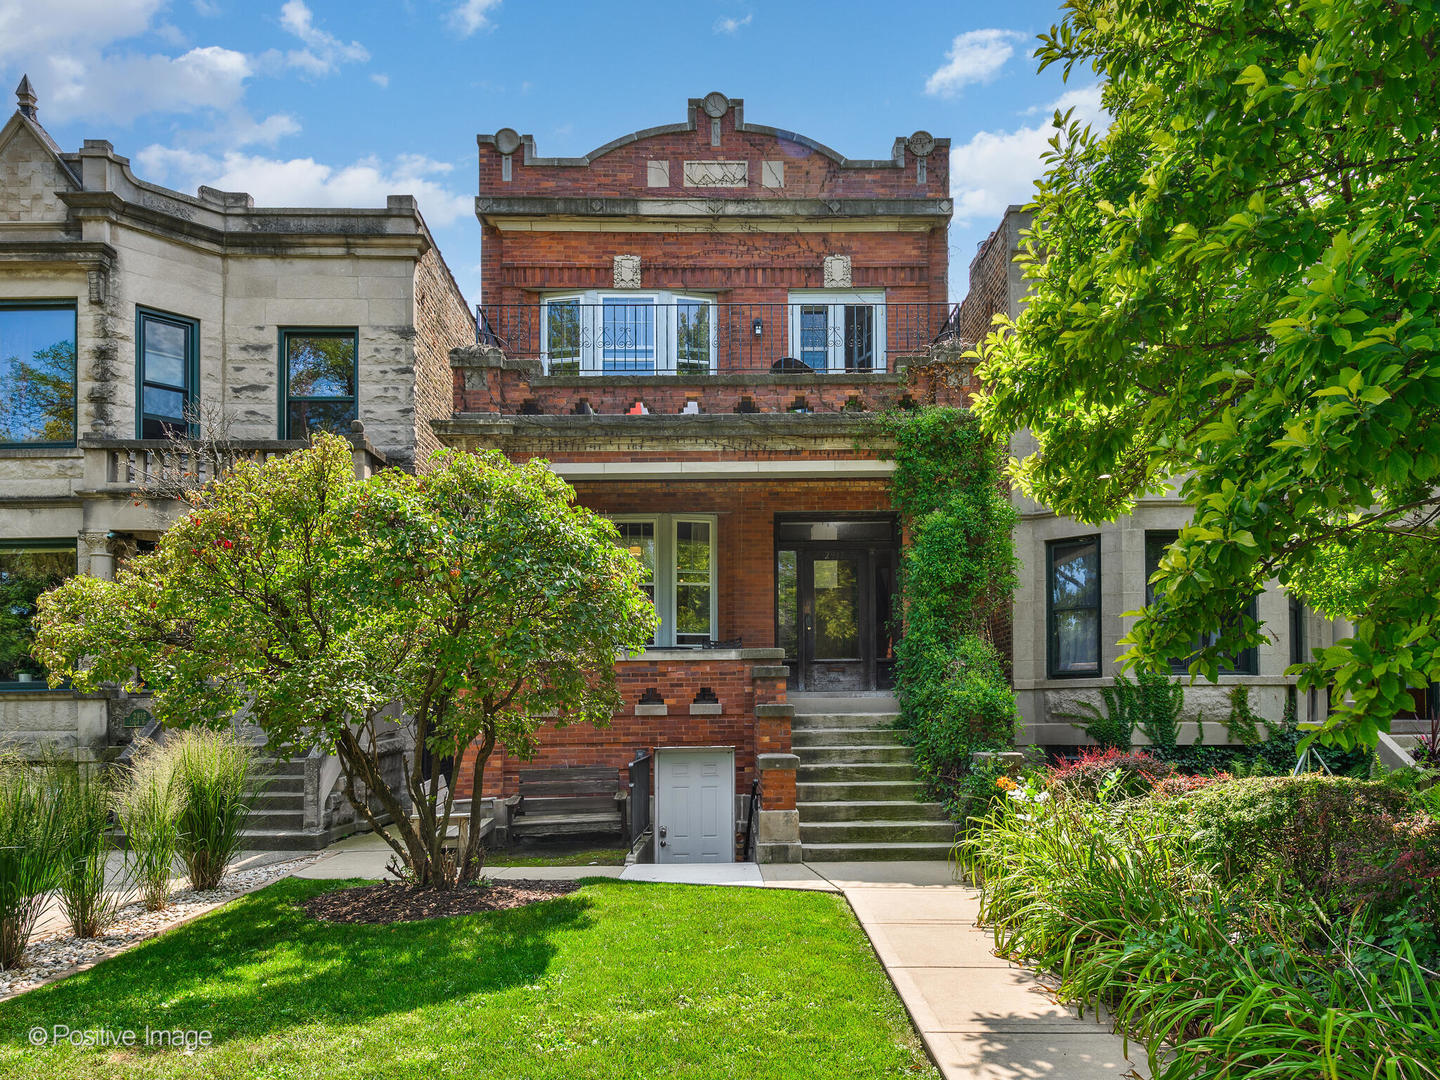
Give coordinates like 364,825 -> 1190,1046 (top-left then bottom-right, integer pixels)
482,847 -> 627,867
0,877 -> 937,1080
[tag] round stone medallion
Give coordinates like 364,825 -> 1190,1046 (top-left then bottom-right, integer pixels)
702,91 -> 730,119
494,127 -> 522,155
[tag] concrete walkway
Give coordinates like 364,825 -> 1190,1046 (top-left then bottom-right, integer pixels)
292,838 -> 1145,1078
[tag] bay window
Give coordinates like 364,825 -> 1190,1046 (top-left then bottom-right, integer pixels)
137,308 -> 197,438
612,514 -> 716,647
1,540 -> 76,687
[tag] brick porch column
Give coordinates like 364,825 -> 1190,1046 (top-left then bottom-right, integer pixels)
755,699 -> 801,863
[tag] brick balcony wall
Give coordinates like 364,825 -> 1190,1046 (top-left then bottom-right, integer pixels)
450,345 -> 977,417
455,653 -> 787,801
411,245 -> 476,467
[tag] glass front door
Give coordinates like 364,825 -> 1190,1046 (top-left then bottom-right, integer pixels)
775,519 -> 898,691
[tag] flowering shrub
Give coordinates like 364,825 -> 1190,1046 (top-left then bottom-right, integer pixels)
1046,746 -> 1176,801
1149,772 -> 1230,799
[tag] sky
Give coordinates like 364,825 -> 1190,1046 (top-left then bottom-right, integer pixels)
0,0 -> 1107,306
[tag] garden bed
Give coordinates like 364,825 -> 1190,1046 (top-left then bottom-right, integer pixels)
300,879 -> 580,923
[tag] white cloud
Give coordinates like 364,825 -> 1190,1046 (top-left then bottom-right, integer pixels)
449,0 -> 500,36
714,14 -> 752,34
925,28 -> 1025,98
0,0 -> 163,65
948,84 -> 1106,225
44,45 -> 254,124
279,0 -> 368,76
370,72 -> 390,88
135,146 -> 473,226
228,111 -> 302,146
193,0 -> 222,15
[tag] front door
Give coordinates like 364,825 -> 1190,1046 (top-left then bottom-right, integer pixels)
776,518 -> 899,692
654,748 -> 734,863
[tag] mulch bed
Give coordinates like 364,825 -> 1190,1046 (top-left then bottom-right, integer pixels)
300,880 -> 583,924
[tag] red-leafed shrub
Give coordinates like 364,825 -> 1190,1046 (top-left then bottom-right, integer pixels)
1150,772 -> 1231,799
1046,746 -> 1176,801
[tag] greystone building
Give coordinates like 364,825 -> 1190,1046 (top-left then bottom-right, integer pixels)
0,79 -> 473,842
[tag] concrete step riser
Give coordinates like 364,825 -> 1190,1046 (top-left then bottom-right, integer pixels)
801,843 -> 955,862
792,728 -> 906,748
250,794 -> 306,811
797,781 -> 925,802
797,800 -> 950,823
250,777 -> 305,795
791,713 -> 900,731
794,745 -> 913,765
244,809 -> 307,831
798,763 -> 917,783
252,763 -> 308,779
801,821 -> 958,844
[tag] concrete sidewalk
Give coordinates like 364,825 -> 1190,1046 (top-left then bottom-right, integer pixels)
841,877 -> 1147,1079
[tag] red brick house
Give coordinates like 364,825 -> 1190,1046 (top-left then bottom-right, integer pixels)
440,93 -> 969,863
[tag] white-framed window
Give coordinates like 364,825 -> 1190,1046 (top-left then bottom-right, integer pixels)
612,514 -> 717,647
786,290 -> 886,372
538,291 -> 715,375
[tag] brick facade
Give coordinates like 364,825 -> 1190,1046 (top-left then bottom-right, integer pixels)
411,245 -> 475,466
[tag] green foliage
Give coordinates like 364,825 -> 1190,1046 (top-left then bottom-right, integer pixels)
1046,746 -> 1177,802
959,775 -> 1440,1078
878,408 -> 1019,796
1221,685 -> 1263,747
52,764 -> 121,939
1061,668 -> 1183,752
0,758 -> 67,968
972,0 -> 1440,748
33,435 -> 658,889
902,636 -> 1018,794
117,743 -> 181,912
172,729 -> 257,892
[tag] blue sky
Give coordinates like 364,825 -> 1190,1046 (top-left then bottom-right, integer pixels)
0,0 -> 1105,305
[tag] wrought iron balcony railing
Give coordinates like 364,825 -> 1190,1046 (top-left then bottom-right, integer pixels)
475,301 -> 960,376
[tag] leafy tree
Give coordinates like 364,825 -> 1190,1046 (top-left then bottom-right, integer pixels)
33,434 -> 657,886
974,0 -> 1440,746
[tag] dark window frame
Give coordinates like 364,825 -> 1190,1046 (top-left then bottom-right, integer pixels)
1046,535 -> 1102,679
135,306 -> 199,440
278,327 -> 359,439
0,299 -> 78,449
1144,529 -> 1259,676
0,538 -> 77,690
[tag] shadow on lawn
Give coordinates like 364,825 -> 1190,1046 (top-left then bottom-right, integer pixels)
0,876 -> 598,1051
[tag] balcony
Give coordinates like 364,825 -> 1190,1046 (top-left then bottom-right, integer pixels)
475,301 -> 960,377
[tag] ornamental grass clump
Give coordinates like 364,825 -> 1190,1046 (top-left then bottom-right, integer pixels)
53,763 -> 122,938
173,728 -> 257,891
117,742 -> 181,911
0,758 -> 67,968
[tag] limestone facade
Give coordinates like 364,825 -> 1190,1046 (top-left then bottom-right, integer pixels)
0,91 -> 472,760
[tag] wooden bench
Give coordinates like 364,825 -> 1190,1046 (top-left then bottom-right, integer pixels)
509,766 -> 628,840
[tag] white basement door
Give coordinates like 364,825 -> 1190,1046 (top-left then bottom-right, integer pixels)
654,748 -> 734,864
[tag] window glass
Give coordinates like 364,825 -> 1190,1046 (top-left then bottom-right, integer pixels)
1145,530 -> 1257,674
615,521 -> 656,644
1049,538 -> 1100,675
284,331 -> 357,436
776,549 -> 798,659
0,542 -> 76,685
601,298 -> 655,371
799,305 -> 828,370
545,299 -> 580,372
0,305 -> 76,446
139,312 -> 193,439
843,305 -> 876,371
677,300 -> 711,374
675,520 -> 713,645
813,557 -> 861,659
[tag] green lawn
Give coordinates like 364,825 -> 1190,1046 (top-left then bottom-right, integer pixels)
0,878 -> 937,1079
482,847 -> 628,867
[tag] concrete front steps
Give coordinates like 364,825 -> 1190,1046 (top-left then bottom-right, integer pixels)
240,756 -> 352,851
791,695 -> 957,861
